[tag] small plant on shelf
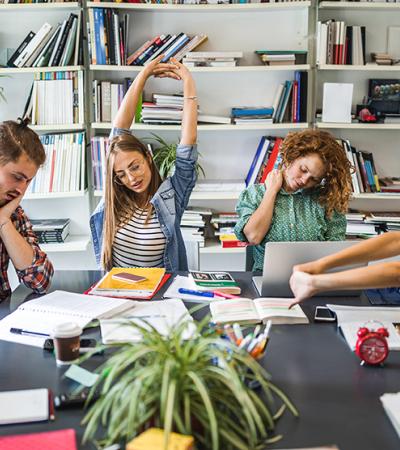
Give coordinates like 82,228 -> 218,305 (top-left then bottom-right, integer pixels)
146,133 -> 205,179
81,316 -> 298,450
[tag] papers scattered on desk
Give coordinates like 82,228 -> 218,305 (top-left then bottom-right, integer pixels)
163,275 -> 222,302
0,290 -> 133,348
327,304 -> 400,351
381,392 -> 400,439
100,299 -> 195,344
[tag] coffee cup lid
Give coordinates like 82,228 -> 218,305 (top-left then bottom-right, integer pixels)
52,322 -> 82,338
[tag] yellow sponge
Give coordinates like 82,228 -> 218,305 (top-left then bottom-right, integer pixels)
126,428 -> 194,450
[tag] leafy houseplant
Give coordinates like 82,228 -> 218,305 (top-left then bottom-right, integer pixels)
147,133 -> 206,179
82,316 -> 298,449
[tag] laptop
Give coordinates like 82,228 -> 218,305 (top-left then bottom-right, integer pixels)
253,241 -> 366,297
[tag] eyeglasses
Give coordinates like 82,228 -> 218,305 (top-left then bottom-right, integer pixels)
114,161 -> 146,185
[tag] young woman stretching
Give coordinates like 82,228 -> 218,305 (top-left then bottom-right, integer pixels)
234,130 -> 353,271
90,56 -> 197,271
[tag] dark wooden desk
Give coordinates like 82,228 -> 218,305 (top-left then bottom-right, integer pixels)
0,271 -> 399,450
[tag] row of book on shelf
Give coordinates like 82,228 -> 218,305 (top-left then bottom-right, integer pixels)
6,13 -> 83,68
317,20 -> 366,66
23,71 -> 84,125
28,132 -> 85,194
31,219 -> 70,244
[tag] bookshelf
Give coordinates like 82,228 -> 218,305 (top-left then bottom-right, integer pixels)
316,1 -> 400,214
5,1 -> 399,270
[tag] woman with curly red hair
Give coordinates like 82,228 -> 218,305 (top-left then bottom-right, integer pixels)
234,129 -> 352,271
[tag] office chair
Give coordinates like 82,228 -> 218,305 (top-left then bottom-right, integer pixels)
184,240 -> 200,271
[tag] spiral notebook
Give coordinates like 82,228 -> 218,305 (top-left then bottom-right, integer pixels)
0,290 -> 133,348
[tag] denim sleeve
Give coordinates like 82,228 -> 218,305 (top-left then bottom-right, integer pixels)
324,210 -> 347,240
234,185 -> 263,242
170,144 -> 198,213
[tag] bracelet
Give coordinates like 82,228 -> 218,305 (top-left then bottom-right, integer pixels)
0,220 -> 10,232
183,96 -> 197,100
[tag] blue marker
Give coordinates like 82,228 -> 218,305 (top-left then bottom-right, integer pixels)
178,288 -> 214,298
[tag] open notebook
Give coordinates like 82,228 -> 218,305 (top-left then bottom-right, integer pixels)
0,290 -> 133,348
100,298 -> 195,344
210,297 -> 308,325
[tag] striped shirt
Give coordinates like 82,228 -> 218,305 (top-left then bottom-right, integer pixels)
112,208 -> 166,268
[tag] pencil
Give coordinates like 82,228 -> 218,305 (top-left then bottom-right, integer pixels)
48,389 -> 55,421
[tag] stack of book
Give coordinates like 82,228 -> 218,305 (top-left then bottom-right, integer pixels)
379,177 -> 400,193
141,94 -> 184,124
345,212 -> 381,239
245,136 -> 283,187
28,133 -> 85,194
211,213 -> 247,248
93,79 -> 132,123
24,71 -> 84,125
91,136 -> 109,192
317,20 -> 366,65
383,114 -> 400,124
182,51 -> 243,68
31,219 -> 70,244
255,50 -> 307,66
127,33 -> 207,66
371,52 -> 394,66
365,212 -> 400,232
231,106 -> 273,125
7,13 -> 83,68
87,8 -> 130,65
181,207 -> 212,248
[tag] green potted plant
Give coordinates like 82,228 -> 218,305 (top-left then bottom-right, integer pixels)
81,316 -> 298,449
147,133 -> 205,179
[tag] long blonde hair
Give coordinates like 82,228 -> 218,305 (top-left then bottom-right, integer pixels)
101,134 -> 162,270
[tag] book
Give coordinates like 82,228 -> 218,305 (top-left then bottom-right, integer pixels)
7,31 -> 35,67
210,297 -> 309,325
381,392 -> 400,439
126,428 -> 194,450
0,429 -> 77,450
189,271 -> 241,295
0,290 -> 133,348
100,299 -> 195,344
89,267 -> 166,298
0,388 -> 49,425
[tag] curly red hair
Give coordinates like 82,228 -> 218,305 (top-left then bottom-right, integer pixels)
280,129 -> 353,218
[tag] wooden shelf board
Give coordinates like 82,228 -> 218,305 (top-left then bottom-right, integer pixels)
0,2 -> 80,10
318,64 -> 400,72
41,235 -> 90,253
200,240 -> 246,254
316,122 -> 400,130
319,1 -> 400,10
24,190 -> 87,200
0,66 -> 83,75
30,124 -> 85,132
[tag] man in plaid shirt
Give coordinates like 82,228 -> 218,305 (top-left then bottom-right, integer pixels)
0,119 -> 53,299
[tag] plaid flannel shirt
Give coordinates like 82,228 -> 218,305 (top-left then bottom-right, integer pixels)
0,206 -> 54,300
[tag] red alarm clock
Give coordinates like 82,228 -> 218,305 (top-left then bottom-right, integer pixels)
355,325 -> 389,366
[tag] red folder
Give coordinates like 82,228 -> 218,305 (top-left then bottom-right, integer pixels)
0,428 -> 77,450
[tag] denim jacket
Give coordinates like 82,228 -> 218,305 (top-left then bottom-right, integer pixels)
90,128 -> 197,272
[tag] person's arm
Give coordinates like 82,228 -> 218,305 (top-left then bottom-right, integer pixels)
289,261 -> 400,307
294,231 -> 400,275
113,54 -> 178,130
0,201 -> 54,293
242,169 -> 282,245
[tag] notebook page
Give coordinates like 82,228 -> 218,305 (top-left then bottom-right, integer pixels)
0,389 -> 48,425
19,290 -> 133,320
209,298 -> 258,323
254,298 -> 308,324
100,298 -> 195,343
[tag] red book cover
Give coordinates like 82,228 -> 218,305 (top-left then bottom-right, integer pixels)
0,429 -> 77,450
291,81 -> 298,122
260,137 -> 282,184
221,240 -> 249,248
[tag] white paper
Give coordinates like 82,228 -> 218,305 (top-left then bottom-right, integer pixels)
0,389 -> 49,424
100,299 -> 195,344
322,83 -> 353,123
163,275 -> 221,303
381,392 -> 400,438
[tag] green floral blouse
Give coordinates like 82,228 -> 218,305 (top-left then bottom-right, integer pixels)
234,184 -> 347,271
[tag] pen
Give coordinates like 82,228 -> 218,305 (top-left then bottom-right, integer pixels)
10,327 -> 50,338
232,323 -> 243,344
212,291 -> 239,299
48,389 -> 55,421
178,288 -> 214,298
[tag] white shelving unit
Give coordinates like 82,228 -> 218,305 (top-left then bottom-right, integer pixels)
316,1 -> 400,213
0,3 -> 95,269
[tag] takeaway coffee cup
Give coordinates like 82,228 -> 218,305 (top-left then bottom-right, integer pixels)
52,322 -> 82,366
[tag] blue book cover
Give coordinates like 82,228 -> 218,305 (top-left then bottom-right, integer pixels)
93,9 -> 104,65
232,107 -> 274,117
245,136 -> 266,187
